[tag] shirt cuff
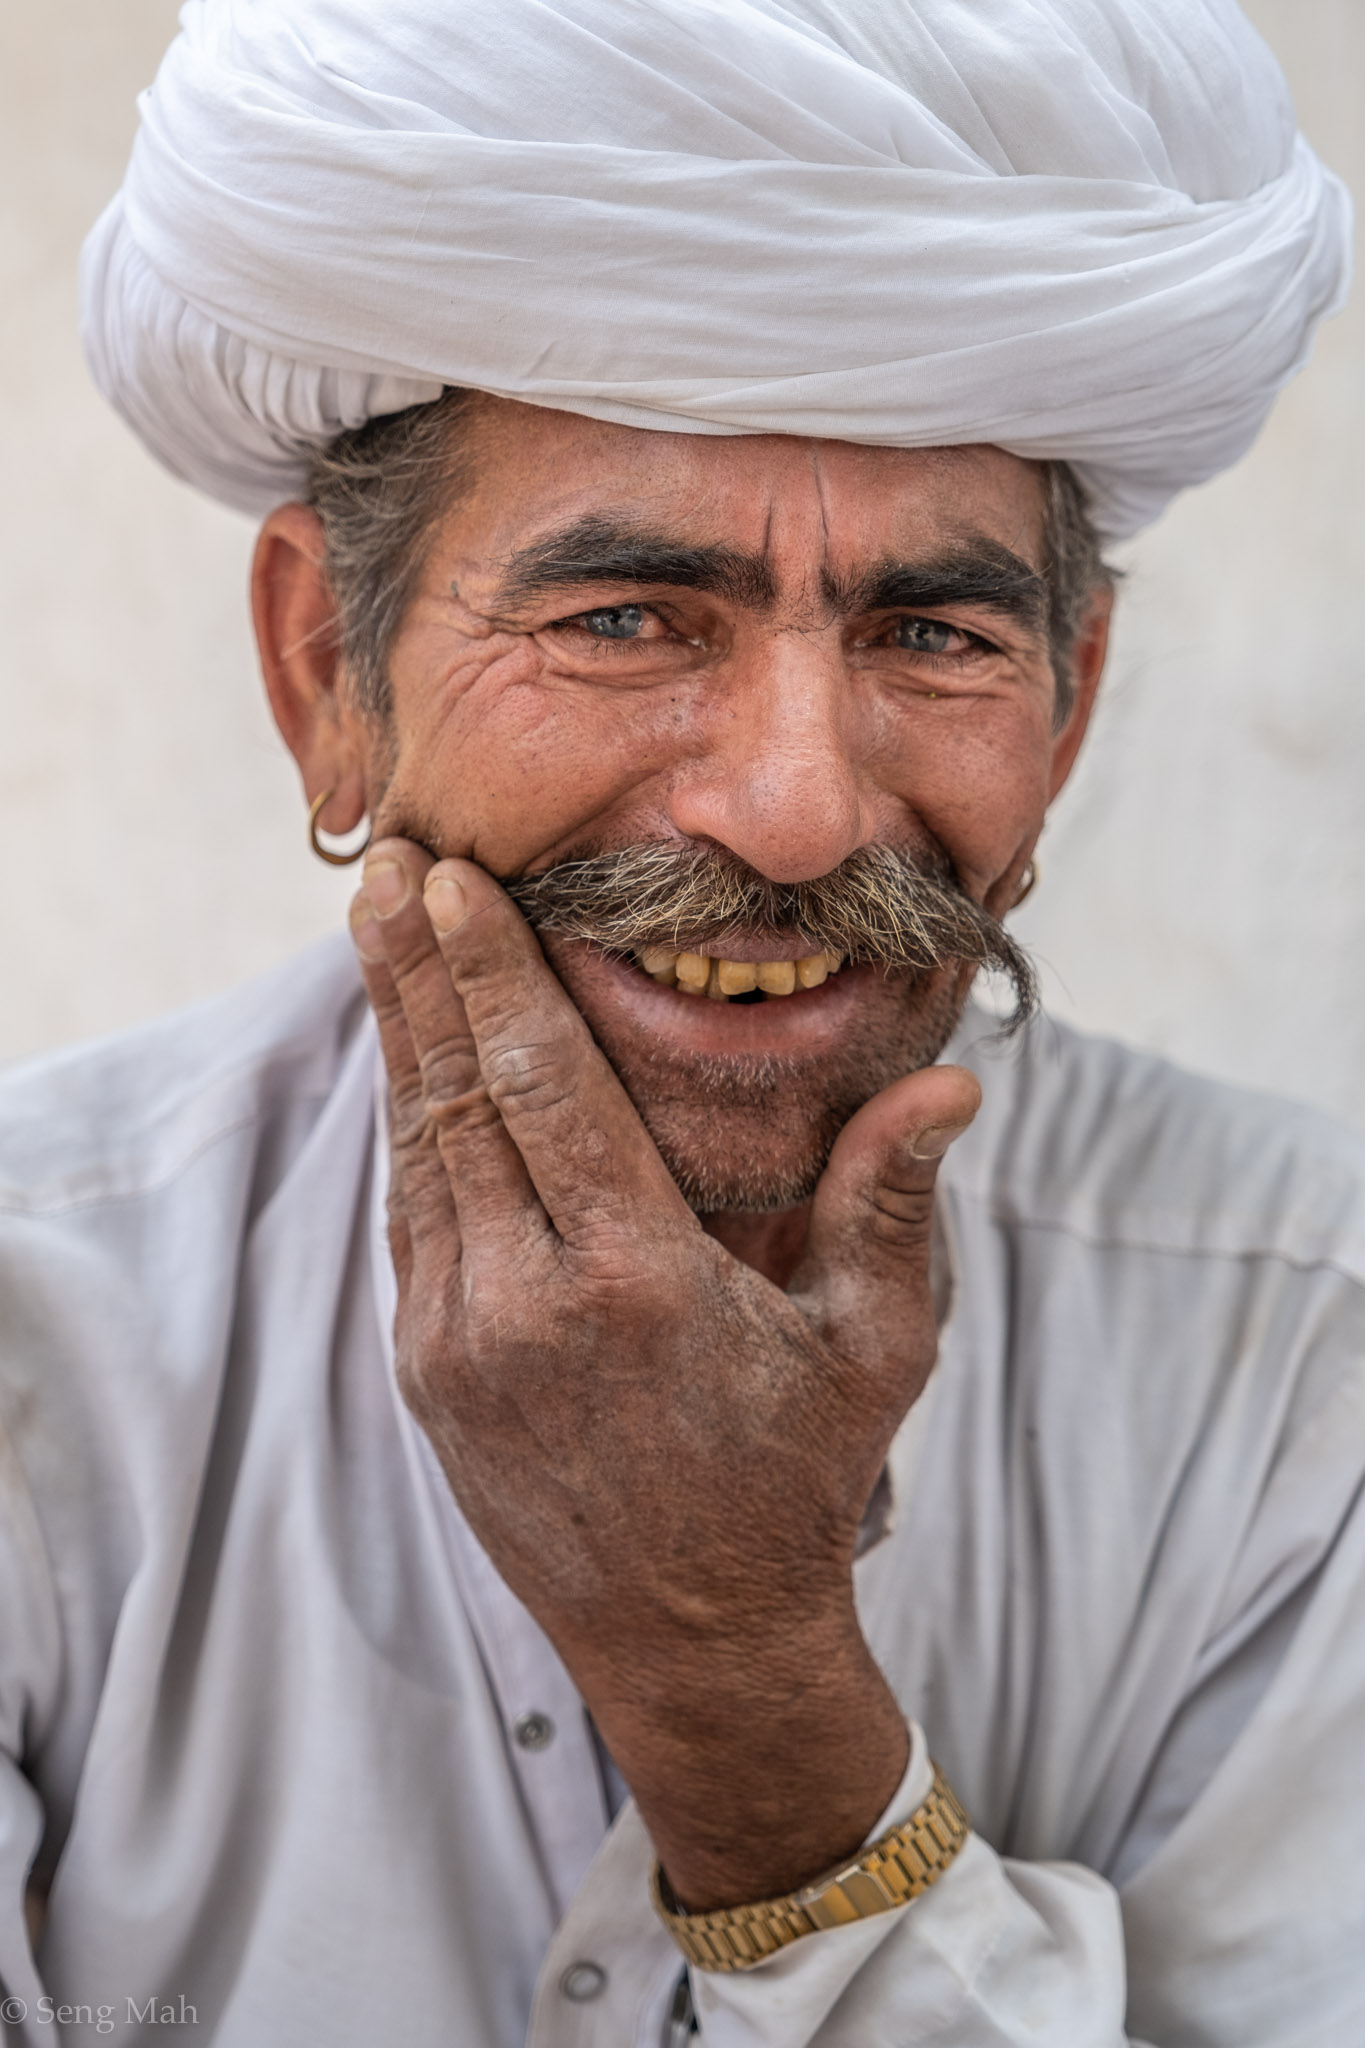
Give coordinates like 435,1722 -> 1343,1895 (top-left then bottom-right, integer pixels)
687,1719 -> 939,2041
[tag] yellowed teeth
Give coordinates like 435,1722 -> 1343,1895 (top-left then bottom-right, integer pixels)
637,948 -> 844,1000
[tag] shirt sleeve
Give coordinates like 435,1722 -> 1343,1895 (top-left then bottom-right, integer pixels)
0,1417 -> 60,2039
691,1456 -> 1365,2046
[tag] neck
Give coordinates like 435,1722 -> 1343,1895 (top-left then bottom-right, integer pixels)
701,1204 -> 812,1289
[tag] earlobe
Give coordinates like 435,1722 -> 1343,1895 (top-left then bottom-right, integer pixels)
251,503 -> 367,831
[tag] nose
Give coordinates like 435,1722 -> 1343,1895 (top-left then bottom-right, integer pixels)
667,631 -> 872,883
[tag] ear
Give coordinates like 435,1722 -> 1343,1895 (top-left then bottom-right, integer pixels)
251,503 -> 369,835
1047,582 -> 1114,801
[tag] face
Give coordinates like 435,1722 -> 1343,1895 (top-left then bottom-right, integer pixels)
259,398 -> 1106,1211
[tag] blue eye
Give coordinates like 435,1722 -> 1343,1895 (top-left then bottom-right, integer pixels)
580,605 -> 646,639
895,617 -> 956,654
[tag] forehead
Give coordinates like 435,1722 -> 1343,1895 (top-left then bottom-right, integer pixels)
442,395 -> 1049,576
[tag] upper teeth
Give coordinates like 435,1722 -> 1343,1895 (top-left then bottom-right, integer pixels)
636,947 -> 844,1000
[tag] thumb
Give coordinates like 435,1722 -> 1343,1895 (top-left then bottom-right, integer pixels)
791,1063 -> 981,1369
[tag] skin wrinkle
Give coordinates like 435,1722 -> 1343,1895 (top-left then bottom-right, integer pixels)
809,438 -> 833,553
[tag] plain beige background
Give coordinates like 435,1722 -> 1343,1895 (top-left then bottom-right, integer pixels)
2,2 -> 1362,1134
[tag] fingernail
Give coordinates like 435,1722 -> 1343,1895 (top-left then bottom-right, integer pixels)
363,860 -> 407,916
910,1123 -> 971,1160
425,874 -> 468,934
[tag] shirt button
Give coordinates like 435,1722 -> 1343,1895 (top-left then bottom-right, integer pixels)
513,1710 -> 556,1752
560,1961 -> 608,2003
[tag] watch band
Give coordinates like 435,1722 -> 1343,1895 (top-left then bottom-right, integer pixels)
651,1764 -> 969,1973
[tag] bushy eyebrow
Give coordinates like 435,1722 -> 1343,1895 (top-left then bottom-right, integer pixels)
827,542 -> 1049,634
493,517 -> 1047,635
494,516 -> 776,609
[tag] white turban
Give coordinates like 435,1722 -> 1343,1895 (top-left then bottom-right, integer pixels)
81,0 -> 1351,539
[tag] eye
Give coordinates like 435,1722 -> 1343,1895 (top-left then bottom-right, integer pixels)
893,616 -> 962,655
575,604 -> 647,640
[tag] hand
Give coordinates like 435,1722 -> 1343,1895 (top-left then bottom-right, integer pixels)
351,837 -> 980,1908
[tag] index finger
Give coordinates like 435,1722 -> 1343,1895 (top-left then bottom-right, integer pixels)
423,857 -> 691,1240
359,838 -> 545,1251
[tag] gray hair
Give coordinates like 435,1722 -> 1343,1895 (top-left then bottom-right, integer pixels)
305,389 -> 1112,726
506,838 -> 1038,1029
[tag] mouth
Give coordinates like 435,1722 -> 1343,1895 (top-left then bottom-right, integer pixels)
633,945 -> 845,1003
542,933 -> 881,1070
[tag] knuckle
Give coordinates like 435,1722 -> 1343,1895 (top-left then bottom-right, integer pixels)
390,1109 -> 439,1173
385,930 -> 443,998
485,1040 -> 574,1119
409,1035 -> 503,1138
558,1241 -> 648,1303
388,1118 -> 453,1226
558,1215 -> 696,1311
866,1179 -> 936,1247
428,1090 -> 503,1137
416,1032 -> 477,1106
390,1075 -> 447,1153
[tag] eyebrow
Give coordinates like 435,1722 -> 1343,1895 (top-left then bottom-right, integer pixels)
828,543 -> 1049,635
494,516 -> 776,610
492,517 -> 1047,635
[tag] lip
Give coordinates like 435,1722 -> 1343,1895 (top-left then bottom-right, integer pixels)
553,940 -> 878,1060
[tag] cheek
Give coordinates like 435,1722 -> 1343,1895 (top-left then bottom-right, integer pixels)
867,697 -> 1054,890
385,646 -> 698,870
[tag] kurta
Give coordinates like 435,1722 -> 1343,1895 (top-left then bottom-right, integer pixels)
1,936 -> 1362,2046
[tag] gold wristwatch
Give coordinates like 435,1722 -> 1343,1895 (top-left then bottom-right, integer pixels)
651,1765 -> 969,1973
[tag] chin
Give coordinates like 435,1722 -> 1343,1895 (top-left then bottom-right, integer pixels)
634,1071 -> 849,1214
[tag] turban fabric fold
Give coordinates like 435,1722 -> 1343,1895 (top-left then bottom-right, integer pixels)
81,0 -> 1351,538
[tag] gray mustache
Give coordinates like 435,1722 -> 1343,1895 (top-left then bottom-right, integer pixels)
503,842 -> 1037,1030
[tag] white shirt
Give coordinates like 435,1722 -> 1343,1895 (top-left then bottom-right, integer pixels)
1,936 -> 1363,2046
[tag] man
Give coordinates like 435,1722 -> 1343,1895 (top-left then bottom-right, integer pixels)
1,1 -> 1359,2043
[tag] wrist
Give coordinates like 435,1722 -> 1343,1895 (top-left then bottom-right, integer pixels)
570,1610 -> 910,1911
653,1754 -> 969,1974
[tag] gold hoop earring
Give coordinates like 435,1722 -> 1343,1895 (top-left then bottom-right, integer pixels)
1013,859 -> 1039,907
308,788 -> 372,868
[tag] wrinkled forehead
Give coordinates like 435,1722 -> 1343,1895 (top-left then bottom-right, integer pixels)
442,397 -> 1050,592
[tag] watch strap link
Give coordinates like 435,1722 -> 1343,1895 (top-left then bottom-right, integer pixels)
652,1764 -> 969,1973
